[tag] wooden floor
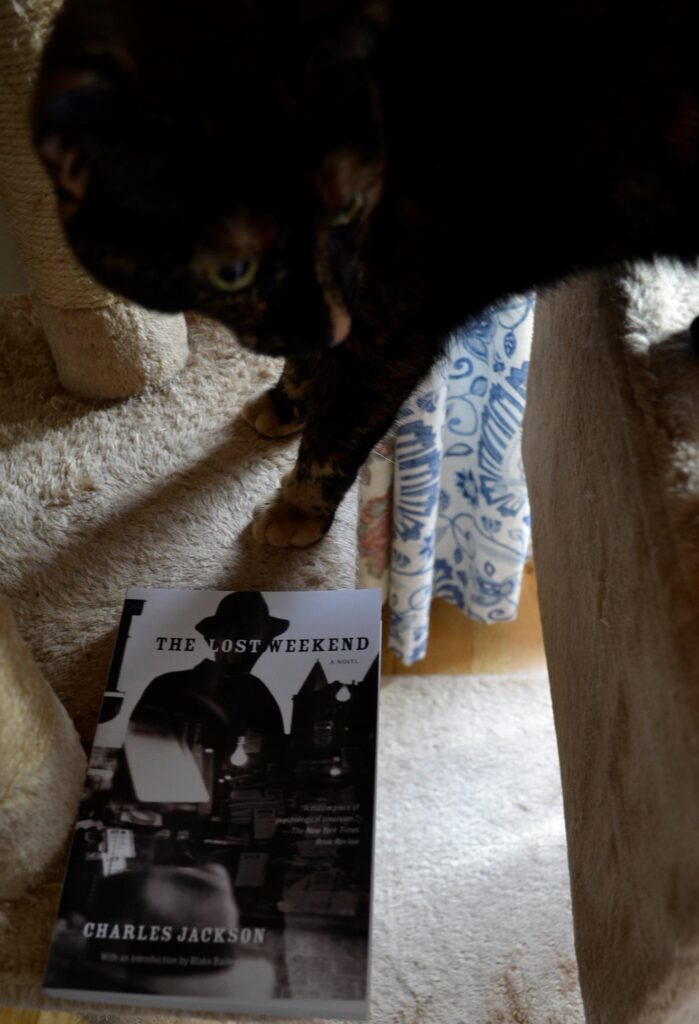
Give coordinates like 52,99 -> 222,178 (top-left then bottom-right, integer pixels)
382,560 -> 547,676
0,1015 -> 78,1024
0,566 -> 547,1024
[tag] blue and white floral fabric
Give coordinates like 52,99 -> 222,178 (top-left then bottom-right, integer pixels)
358,294 -> 534,666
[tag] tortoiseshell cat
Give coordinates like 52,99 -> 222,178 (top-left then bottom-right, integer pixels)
34,0 -> 699,545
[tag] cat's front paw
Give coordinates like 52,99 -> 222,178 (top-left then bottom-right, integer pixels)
252,497 -> 330,547
252,469 -> 334,547
242,389 -> 304,439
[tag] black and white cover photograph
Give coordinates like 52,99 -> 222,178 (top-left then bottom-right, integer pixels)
43,587 -> 381,1020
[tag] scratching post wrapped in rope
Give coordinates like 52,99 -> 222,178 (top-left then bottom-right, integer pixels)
0,0 -> 189,399
0,596 -> 86,900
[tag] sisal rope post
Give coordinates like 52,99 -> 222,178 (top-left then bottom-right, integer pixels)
0,596 -> 86,899
0,0 -> 189,399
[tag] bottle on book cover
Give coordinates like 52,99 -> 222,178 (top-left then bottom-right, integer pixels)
44,587 -> 381,1021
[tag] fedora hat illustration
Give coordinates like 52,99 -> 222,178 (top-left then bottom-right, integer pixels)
85,864 -> 239,967
196,592 -> 289,642
71,864 -> 276,996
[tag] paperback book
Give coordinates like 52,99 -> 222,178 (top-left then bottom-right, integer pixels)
44,587 -> 381,1020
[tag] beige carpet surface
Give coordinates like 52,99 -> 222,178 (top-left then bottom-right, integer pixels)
372,673 -> 583,1024
0,299 -> 359,1005
0,300 -> 582,1022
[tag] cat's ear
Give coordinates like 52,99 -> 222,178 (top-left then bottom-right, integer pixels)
33,70 -> 123,215
314,144 -> 384,227
37,134 -> 89,215
302,0 -> 388,208
299,0 -> 393,61
307,62 -> 385,233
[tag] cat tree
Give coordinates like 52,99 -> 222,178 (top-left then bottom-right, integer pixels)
0,0 -> 189,400
0,0 -> 189,898
526,262 -> 699,1023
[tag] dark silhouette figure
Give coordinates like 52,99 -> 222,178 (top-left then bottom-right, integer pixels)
129,592 -> 289,765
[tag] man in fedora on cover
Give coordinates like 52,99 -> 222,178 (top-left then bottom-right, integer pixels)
129,591 -> 289,768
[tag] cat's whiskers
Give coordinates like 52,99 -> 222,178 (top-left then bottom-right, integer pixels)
371,447 -> 396,468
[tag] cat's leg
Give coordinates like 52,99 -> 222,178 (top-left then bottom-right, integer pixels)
252,334 -> 438,547
242,354 -> 319,439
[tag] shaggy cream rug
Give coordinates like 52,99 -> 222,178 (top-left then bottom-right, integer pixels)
0,300 -> 583,1022
371,673 -> 583,1024
0,300 -> 359,736
0,298 -> 359,1005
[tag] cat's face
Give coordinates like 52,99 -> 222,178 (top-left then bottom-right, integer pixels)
34,0 -> 387,357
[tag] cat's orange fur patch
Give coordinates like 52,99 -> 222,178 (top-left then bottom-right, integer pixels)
241,391 -> 303,438
252,498 -> 326,547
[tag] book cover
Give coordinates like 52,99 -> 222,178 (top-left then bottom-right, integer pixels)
44,587 -> 381,1020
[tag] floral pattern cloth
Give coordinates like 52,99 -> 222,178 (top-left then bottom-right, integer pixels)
358,295 -> 534,666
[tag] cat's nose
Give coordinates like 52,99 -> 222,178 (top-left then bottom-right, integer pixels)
324,291 -> 352,345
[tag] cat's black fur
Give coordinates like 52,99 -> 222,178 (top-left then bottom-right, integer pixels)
34,0 -> 699,545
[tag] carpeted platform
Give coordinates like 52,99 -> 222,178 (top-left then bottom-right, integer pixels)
0,300 -> 583,1022
0,299 -> 359,1006
369,672 -> 583,1024
0,300 -> 359,744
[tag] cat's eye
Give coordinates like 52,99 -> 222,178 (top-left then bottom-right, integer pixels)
331,193 -> 365,227
208,259 -> 259,292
